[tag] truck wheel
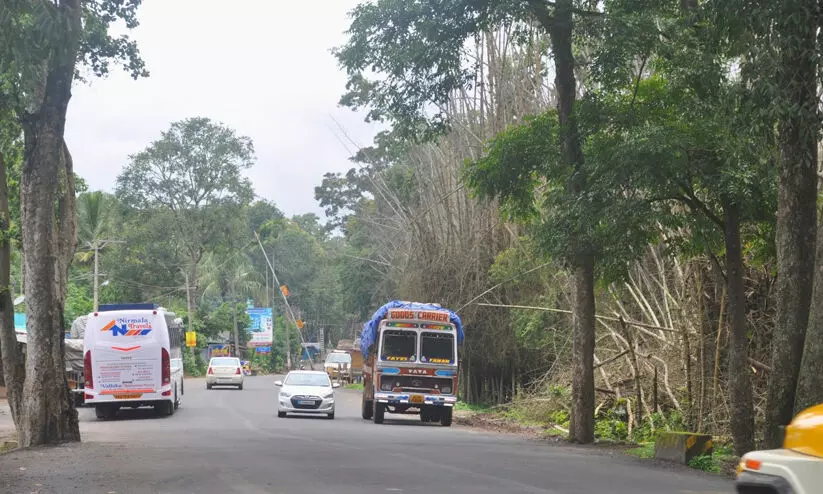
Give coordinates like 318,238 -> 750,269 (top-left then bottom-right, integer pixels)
362,397 -> 373,420
440,407 -> 453,427
373,402 -> 385,424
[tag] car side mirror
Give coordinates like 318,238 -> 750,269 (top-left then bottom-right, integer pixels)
274,380 -> 283,387
332,382 -> 340,388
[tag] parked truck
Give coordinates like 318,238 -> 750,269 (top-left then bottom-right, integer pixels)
360,300 -> 464,426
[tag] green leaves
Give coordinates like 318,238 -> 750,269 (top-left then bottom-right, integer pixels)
335,0 -> 523,140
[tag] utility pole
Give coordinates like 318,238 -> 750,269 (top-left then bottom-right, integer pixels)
254,231 -> 314,370
92,239 -> 124,311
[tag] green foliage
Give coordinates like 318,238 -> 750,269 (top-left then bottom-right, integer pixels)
687,454 -> 720,473
335,0 -> 520,139
64,279 -> 93,328
183,349 -> 205,377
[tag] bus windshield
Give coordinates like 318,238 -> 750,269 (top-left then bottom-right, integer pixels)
381,330 -> 416,362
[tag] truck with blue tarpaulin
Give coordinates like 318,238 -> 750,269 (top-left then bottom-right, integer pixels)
360,300 -> 464,426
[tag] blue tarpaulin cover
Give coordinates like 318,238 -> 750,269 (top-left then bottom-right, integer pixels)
360,300 -> 465,356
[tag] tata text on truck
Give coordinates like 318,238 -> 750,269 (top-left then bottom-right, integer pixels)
360,300 -> 464,426
83,303 -> 185,420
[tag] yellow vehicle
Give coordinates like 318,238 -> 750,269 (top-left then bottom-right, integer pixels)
736,403 -> 823,494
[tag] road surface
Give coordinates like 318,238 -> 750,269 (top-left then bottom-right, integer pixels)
0,376 -> 733,493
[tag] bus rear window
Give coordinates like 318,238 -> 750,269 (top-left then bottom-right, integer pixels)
420,332 -> 454,364
381,330 -> 416,362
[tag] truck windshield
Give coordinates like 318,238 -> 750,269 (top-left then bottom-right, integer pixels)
381,330 -> 416,361
420,332 -> 455,364
325,353 -> 351,364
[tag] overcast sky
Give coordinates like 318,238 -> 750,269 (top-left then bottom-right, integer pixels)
65,0 -> 380,218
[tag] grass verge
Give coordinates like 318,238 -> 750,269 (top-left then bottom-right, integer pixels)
345,382 -> 364,391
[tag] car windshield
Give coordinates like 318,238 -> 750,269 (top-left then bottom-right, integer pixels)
420,332 -> 455,364
325,353 -> 351,364
381,330 -> 416,361
284,373 -> 331,387
211,358 -> 239,366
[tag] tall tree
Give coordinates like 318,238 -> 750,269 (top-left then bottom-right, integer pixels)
75,191 -> 117,311
0,0 -> 147,447
337,0 -> 605,443
116,117 -> 255,338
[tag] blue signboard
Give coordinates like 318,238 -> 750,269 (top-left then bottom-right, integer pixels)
255,346 -> 271,354
14,313 -> 25,332
246,307 -> 273,346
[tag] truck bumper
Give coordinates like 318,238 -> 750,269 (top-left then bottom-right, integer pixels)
374,392 -> 456,407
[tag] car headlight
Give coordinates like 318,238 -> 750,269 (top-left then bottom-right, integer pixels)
323,392 -> 334,399
280,392 -> 291,398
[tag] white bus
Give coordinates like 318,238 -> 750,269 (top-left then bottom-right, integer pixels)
83,303 -> 184,420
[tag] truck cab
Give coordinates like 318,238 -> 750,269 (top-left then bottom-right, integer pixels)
361,305 -> 461,426
736,403 -> 823,494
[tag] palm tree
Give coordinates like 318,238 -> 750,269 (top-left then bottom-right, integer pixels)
200,252 -> 264,357
75,191 -> 120,311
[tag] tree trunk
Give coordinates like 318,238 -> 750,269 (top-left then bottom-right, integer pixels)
540,0 -> 595,444
0,152 -> 25,428
796,214 -> 823,413
764,0 -> 820,449
722,199 -> 755,455
19,51 -> 82,448
232,300 -> 241,359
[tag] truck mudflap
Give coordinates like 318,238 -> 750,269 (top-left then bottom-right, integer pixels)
374,392 -> 456,407
736,471 -> 795,494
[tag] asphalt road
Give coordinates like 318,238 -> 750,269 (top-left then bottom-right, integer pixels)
0,376 -> 733,494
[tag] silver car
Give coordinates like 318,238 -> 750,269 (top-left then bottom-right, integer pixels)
206,357 -> 244,390
276,370 -> 340,419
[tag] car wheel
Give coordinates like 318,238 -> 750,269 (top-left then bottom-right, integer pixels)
174,387 -> 180,410
238,383 -> 243,390
206,383 -> 212,390
328,412 -> 335,420
373,402 -> 385,424
277,411 -> 287,418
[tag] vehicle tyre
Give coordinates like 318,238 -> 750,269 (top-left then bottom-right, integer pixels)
96,405 -> 118,420
362,397 -> 373,420
277,411 -> 287,418
238,383 -> 243,390
206,383 -> 212,390
440,407 -> 453,427
155,401 -> 174,417
181,379 -> 184,395
328,412 -> 335,420
373,401 -> 385,424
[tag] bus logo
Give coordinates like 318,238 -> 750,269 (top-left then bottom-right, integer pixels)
101,320 -> 152,336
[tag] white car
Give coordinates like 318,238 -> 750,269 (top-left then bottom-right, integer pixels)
206,357 -> 244,390
276,370 -> 339,419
